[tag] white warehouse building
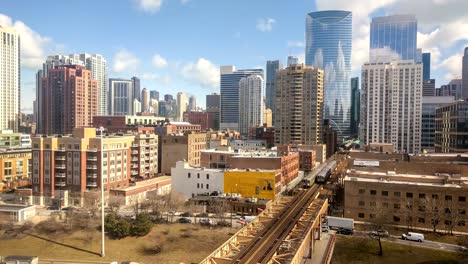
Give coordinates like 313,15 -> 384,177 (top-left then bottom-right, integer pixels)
171,161 -> 224,199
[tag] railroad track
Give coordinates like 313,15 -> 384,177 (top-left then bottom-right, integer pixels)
230,184 -> 321,264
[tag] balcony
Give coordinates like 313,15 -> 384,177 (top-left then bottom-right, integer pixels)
131,164 -> 139,169
131,171 -> 138,176
145,163 -> 150,167
132,144 -> 138,148
55,173 -> 66,178
86,165 -> 98,170
86,182 -> 98,187
87,148 -> 97,152
87,156 -> 98,161
132,150 -> 139,155
55,156 -> 66,161
131,157 -> 138,162
87,173 -> 98,178
55,182 -> 66,187
56,148 -> 66,152
55,164 -> 66,169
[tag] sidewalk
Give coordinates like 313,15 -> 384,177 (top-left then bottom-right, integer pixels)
305,232 -> 333,264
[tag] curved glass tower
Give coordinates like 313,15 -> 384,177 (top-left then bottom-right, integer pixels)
306,10 -> 352,139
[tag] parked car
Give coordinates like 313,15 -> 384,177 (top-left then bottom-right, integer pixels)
401,232 -> 424,242
200,218 -> 214,226
177,217 -> 192,224
217,220 -> 232,227
47,206 -> 59,210
196,213 -> 209,218
336,228 -> 354,235
180,212 -> 193,217
322,225 -> 329,233
369,230 -> 389,238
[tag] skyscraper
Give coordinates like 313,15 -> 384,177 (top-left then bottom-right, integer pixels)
108,79 -> 134,116
361,61 -> 422,153
239,75 -> 264,137
275,64 -> 324,146
369,15 -> 417,62
188,95 -> 197,111
132,76 -> 141,101
306,10 -> 352,139
206,93 -> 220,130
0,26 -> 20,132
177,92 -> 187,121
350,77 -> 360,136
220,66 -> 263,130
266,60 -> 282,114
421,96 -> 454,153
422,52 -> 431,81
164,94 -> 173,102
150,90 -> 159,101
438,79 -> 463,100
141,88 -> 149,112
423,79 -> 436,97
463,47 -> 468,99
80,54 -> 108,115
40,65 -> 98,135
287,56 -> 299,66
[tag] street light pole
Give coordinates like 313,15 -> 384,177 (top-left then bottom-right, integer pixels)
98,126 -> 105,258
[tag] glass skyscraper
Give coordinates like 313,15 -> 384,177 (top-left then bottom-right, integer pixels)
220,66 -> 263,130
370,15 -> 417,62
306,10 -> 352,138
422,52 -> 431,81
266,60 -> 282,112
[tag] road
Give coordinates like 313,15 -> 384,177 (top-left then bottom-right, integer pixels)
353,230 -> 466,252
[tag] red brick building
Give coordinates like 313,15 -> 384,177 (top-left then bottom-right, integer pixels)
39,65 -> 98,135
183,111 -> 216,131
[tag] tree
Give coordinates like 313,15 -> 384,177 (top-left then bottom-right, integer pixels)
368,206 -> 390,256
108,195 -> 125,214
424,195 -> 444,233
105,212 -> 131,239
402,200 -> 416,232
130,212 -> 153,237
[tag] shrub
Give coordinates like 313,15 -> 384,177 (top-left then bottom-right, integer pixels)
130,213 -> 153,237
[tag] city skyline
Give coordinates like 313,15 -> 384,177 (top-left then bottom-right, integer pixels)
0,1 -> 467,113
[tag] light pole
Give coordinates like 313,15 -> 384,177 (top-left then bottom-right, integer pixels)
97,126 -> 105,258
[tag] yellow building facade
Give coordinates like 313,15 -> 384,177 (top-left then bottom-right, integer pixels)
224,170 -> 281,200
0,148 -> 31,183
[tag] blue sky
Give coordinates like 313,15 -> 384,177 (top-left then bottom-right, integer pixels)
1,0 -> 467,113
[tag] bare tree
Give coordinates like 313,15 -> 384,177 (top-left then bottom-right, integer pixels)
108,195 -> 125,214
368,206 -> 390,256
424,195 -> 444,233
402,200 -> 416,232
443,199 -> 460,235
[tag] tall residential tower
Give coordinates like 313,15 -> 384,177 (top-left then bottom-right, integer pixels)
239,75 -> 264,137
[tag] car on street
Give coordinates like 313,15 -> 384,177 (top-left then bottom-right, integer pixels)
322,225 -> 329,232
200,218 -> 214,226
177,217 -> 192,224
217,220 -> 232,227
401,232 -> 424,242
180,212 -> 193,217
369,229 -> 389,238
336,228 -> 354,235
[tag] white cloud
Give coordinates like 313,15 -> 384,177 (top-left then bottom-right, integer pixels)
181,58 -> 219,88
438,52 -> 463,80
134,0 -> 163,13
113,49 -> 139,73
152,54 -> 168,68
287,41 -> 305,48
142,72 -> 159,80
0,13 -> 58,69
256,18 -> 276,32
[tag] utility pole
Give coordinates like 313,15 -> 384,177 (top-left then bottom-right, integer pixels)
98,126 -> 105,258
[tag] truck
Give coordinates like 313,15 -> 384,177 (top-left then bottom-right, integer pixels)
326,216 -> 354,230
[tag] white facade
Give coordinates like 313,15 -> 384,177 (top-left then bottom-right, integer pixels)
177,92 -> 187,122
239,75 -> 264,137
133,99 -> 141,114
188,95 -> 197,111
228,139 -> 266,151
108,79 -> 134,116
361,60 -> 422,153
171,161 -> 224,199
0,26 -> 20,131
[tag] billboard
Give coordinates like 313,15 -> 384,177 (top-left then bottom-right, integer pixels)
224,171 -> 278,200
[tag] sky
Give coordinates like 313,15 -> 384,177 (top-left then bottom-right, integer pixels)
1,0 -> 467,113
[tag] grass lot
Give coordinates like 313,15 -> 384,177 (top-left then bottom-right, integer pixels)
355,223 -> 463,245
0,224 -> 233,264
332,235 -> 468,264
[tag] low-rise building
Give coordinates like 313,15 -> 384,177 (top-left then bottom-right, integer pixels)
435,99 -> 468,153
160,132 -> 206,175
110,176 -> 171,205
312,144 -> 326,164
0,204 -> 36,222
0,147 -> 32,191
92,115 -> 166,133
0,130 -> 31,147
171,161 -> 224,198
228,139 -> 266,151
255,126 -> 275,148
298,150 -> 316,171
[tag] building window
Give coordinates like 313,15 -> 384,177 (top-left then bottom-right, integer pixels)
358,189 -> 365,194
358,213 -> 365,218
459,196 -> 466,202
369,214 -> 376,219
381,191 -> 388,196
197,183 -> 199,188
197,173 -> 200,179
382,203 -> 389,208
418,218 -> 425,223
206,174 -> 209,180
459,209 -> 466,215
406,192 -> 413,198
393,216 -> 400,222
458,221 -> 466,227
394,204 -> 400,209
445,208 -> 451,214
444,220 -> 452,225
394,192 -> 401,197
445,195 -> 452,201
418,205 -> 426,212
188,173 -> 191,179
358,201 -> 365,206
370,190 -> 377,195
370,202 -> 376,207
206,184 -> 209,189
419,193 -> 426,199
432,194 -> 439,199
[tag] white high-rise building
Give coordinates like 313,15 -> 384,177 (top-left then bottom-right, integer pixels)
177,92 -> 187,121
360,60 -> 422,153
188,95 -> 197,111
108,78 -> 134,116
0,26 -> 20,131
239,75 -> 264,137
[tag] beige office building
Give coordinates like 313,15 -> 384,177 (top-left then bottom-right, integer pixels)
161,132 -> 206,175
274,64 -> 324,146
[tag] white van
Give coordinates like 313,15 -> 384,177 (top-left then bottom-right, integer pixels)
401,232 -> 424,242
